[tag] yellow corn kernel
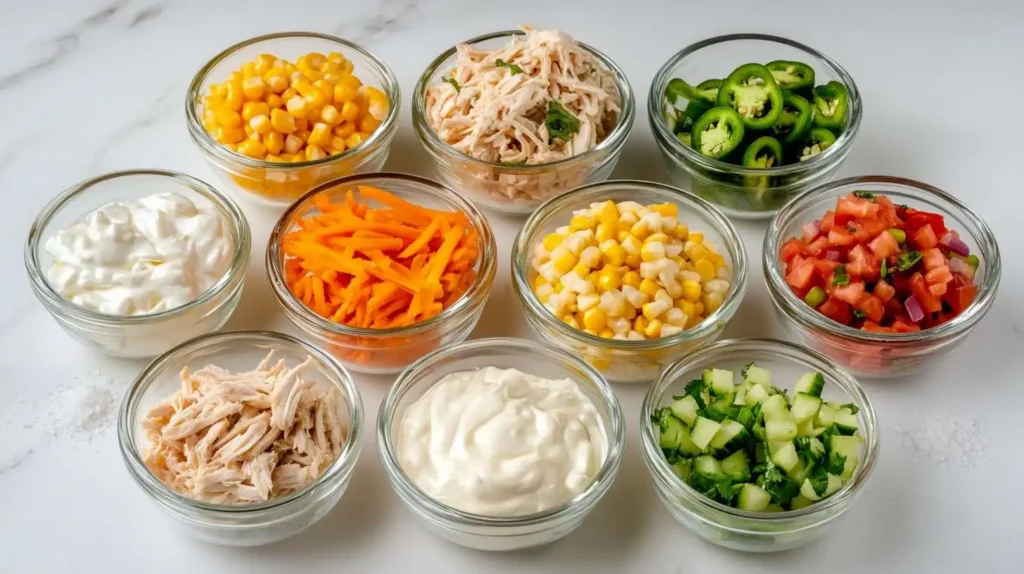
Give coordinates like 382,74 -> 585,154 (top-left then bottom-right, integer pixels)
532,274 -> 549,290
688,232 -> 704,245
320,104 -> 341,125
601,243 -> 626,267
263,131 -> 284,155
270,109 -> 297,133
209,83 -> 228,98
305,144 -> 327,161
313,78 -> 333,93
694,301 -> 705,316
570,215 -> 595,231
542,233 -> 563,251
695,259 -> 716,281
582,308 -> 608,332
640,241 -> 665,263
672,223 -> 690,241
264,71 -> 289,94
594,223 -> 617,243
241,101 -> 269,121
684,242 -> 710,262
346,132 -> 369,148
214,108 -> 242,128
630,221 -> 651,241
643,318 -> 664,338
677,300 -> 695,318
620,235 -> 642,255
214,126 -> 244,144
645,232 -> 669,245
294,128 -> 311,143
224,84 -> 244,111
338,72 -> 362,89
281,87 -> 298,101
623,302 -> 637,320
244,124 -> 256,138
682,280 -> 702,302
333,83 -> 358,104
368,98 -> 389,121
305,88 -> 329,111
561,314 -> 579,329
710,252 -> 727,268
598,328 -> 615,339
639,278 -> 660,298
334,121 -> 357,139
294,117 -> 309,132
551,250 -> 577,275
596,269 -> 621,292
249,114 -> 271,135
266,93 -> 284,109
552,282 -> 564,294
621,271 -> 641,288
572,262 -> 591,277
293,78 -> 316,97
309,122 -> 333,148
651,203 -> 678,217
340,100 -> 360,122
358,115 -> 381,133
596,200 -> 619,225
625,254 -> 641,268
633,316 -> 648,334
364,86 -> 387,102
330,136 -> 348,152
284,134 -> 304,155
327,52 -> 346,65
242,76 -> 265,100
237,138 -> 267,159
241,62 -> 258,78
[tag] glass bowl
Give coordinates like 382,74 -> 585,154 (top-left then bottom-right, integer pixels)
117,330 -> 364,546
24,170 -> 250,358
377,337 -> 625,551
511,180 -> 748,384
649,33 -> 862,220
764,175 -> 1001,378
266,172 -> 497,375
640,338 -> 879,552
412,29 -> 635,215
186,32 -> 400,207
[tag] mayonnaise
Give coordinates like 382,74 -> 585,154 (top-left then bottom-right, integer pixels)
45,192 -> 233,316
396,366 -> 608,517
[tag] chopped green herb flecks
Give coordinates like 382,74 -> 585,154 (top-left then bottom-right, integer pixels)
832,265 -> 850,286
545,100 -> 581,142
495,59 -> 524,75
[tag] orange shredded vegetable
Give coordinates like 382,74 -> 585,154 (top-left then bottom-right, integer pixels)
283,185 -> 480,331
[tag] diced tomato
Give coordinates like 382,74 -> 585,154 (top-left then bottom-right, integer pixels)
836,195 -> 881,220
802,221 -> 822,242
806,236 -> 831,256
785,257 -> 817,291
813,258 -> 841,276
943,273 -> 978,314
912,224 -> 939,250
820,211 -> 836,232
845,221 -> 870,243
891,318 -> 922,333
847,245 -> 880,282
828,227 -> 856,247
860,217 -> 891,240
909,272 -> 942,313
921,247 -> 946,271
861,321 -> 893,333
868,231 -> 899,259
833,282 -> 866,305
873,279 -> 896,302
904,209 -> 947,237
876,196 -> 904,227
925,265 -> 953,286
818,296 -> 852,324
780,238 -> 805,263
928,282 -> 947,297
856,294 -> 885,323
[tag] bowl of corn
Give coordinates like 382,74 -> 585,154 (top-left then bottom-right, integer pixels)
187,32 -> 400,206
511,180 -> 748,384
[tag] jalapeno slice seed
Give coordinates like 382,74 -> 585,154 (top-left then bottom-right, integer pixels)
799,128 -> 837,161
812,81 -> 849,131
717,63 -> 784,130
742,136 -> 784,168
666,78 -> 719,107
772,91 -> 814,146
766,60 -> 815,92
690,106 -> 745,160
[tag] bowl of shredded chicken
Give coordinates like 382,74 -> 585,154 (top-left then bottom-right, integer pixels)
413,26 -> 634,214
118,331 -> 363,546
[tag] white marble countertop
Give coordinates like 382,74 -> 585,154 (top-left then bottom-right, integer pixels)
2,0 -> 1022,571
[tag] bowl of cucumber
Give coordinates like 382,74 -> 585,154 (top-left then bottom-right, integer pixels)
648,34 -> 862,220
640,338 -> 878,553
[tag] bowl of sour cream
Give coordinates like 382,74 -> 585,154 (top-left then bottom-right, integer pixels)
376,337 -> 625,551
25,170 -> 251,358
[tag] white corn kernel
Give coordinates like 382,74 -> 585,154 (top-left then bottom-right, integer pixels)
555,225 -> 571,235
639,261 -> 659,279
626,330 -> 645,341
535,283 -> 554,301
665,243 -> 684,258
609,316 -> 631,335
705,279 -> 730,294
661,324 -> 684,337
664,280 -> 683,299
665,307 -> 687,327
621,285 -> 648,308
579,246 -> 601,268
642,299 -> 672,319
659,216 -> 678,233
654,289 -> 673,304
619,211 -> 639,225
576,293 -> 601,313
680,270 -> 702,283
617,201 -> 643,214
620,235 -> 642,255
560,272 -> 593,295
538,261 -> 560,283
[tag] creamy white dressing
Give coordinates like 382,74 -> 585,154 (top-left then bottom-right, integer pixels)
45,192 -> 232,316
396,366 -> 608,517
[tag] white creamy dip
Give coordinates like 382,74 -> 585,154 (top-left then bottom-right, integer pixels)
396,366 -> 608,516
45,192 -> 232,316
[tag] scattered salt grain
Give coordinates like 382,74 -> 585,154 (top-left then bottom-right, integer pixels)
894,410 -> 985,468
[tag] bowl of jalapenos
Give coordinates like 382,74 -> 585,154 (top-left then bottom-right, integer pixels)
648,34 -> 862,220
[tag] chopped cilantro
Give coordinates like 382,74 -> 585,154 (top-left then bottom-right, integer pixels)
846,226 -> 857,233
853,309 -> 866,320
880,258 -> 889,281
826,451 -> 847,475
495,59 -> 524,75
896,250 -> 923,272
832,265 -> 850,287
444,78 -> 461,92
683,378 -> 707,409
853,190 -> 876,201
545,100 -> 581,142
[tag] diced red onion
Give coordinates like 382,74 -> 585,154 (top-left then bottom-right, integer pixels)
802,221 -> 822,241
949,256 -> 976,279
904,295 -> 925,323
947,237 -> 970,257
825,250 -> 841,261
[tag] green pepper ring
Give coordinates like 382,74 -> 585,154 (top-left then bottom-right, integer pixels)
742,135 -> 784,168
798,128 -> 838,161
690,106 -> 745,160
766,60 -> 816,92
773,92 -> 814,146
717,63 -> 785,130
812,81 -> 849,131
666,78 -> 718,106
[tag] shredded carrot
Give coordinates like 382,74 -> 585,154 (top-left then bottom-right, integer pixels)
282,184 -> 480,339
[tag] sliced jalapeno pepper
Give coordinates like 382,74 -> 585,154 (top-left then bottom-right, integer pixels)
690,106 -> 745,160
772,92 -> 813,146
766,61 -> 815,92
742,136 -> 784,168
716,63 -> 784,130
666,78 -> 718,107
812,81 -> 849,131
684,99 -> 712,123
696,79 -> 722,101
799,128 -> 837,161
676,132 -> 692,147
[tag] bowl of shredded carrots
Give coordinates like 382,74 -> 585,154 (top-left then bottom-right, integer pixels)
266,172 -> 497,374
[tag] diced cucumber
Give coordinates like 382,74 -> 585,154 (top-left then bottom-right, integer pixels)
800,479 -> 822,501
721,450 -> 751,481
787,460 -> 808,484
693,455 -> 723,479
678,425 -> 703,456
737,483 -> 771,512
710,394 -> 735,410
793,372 -> 825,397
703,368 -> 735,396
834,408 -> 859,435
744,364 -> 772,388
761,394 -> 789,420
815,403 -> 837,427
797,418 -> 815,437
670,395 -> 699,426
830,435 -> 863,480
690,416 -> 722,451
790,495 -> 814,510
745,383 -> 769,406
711,420 -> 751,454
670,459 -> 692,481
807,437 -> 826,456
791,393 -> 823,423
657,415 -> 687,449
824,473 -> 843,496
770,441 -> 799,473
801,474 -> 844,501
766,415 -> 798,442
732,386 -> 746,406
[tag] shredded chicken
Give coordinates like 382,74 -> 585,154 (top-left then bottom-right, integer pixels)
424,25 -> 621,206
141,352 -> 348,504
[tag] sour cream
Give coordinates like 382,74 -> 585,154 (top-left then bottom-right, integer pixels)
45,192 -> 232,316
396,366 -> 608,517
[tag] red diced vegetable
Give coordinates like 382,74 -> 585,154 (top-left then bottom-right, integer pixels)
833,282 -> 866,305
868,230 -> 900,259
806,236 -> 830,256
943,274 -> 978,314
818,296 -> 852,324
802,221 -> 822,242
873,280 -> 896,302
912,224 -> 939,250
785,257 -> 817,290
904,209 -> 947,237
891,318 -> 921,332
928,282 -> 948,297
820,211 -> 836,232
861,321 -> 892,333
925,265 -> 953,286
813,258 -> 841,277
836,195 -> 880,220
847,245 -> 880,282
856,294 -> 885,323
828,227 -> 856,247
780,238 -> 805,263
909,272 -> 942,313
921,248 -> 946,271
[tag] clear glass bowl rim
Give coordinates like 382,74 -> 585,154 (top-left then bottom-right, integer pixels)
23,169 -> 251,326
763,175 -> 1002,343
411,29 -> 636,173
648,33 -> 862,176
511,179 -> 749,351
265,171 -> 497,338
117,330 -> 364,514
376,337 -> 626,526
640,337 -> 879,521
185,31 -> 401,171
